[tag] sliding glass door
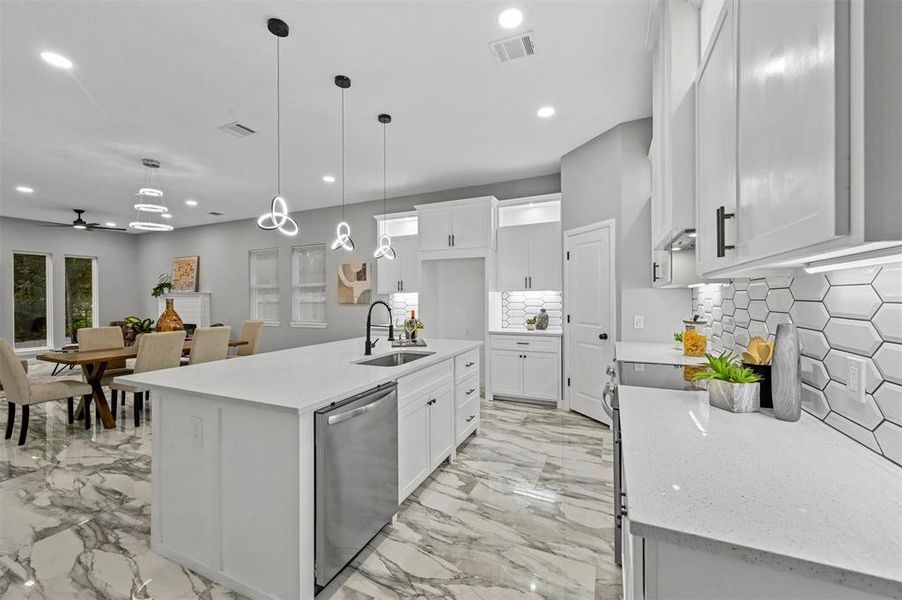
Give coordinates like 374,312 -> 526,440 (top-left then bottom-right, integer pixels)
12,252 -> 52,350
65,256 -> 97,341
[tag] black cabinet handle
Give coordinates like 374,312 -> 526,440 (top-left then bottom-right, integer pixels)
599,333 -> 608,340
528,276 -> 532,288
465,361 -> 475,367
466,415 -> 476,423
452,234 -> 455,246
516,342 -> 530,345
652,262 -> 659,282
466,388 -> 476,395
400,280 -> 404,292
448,234 -> 451,247
716,206 -> 735,257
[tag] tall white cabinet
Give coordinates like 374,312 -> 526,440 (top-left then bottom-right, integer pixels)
496,222 -> 562,291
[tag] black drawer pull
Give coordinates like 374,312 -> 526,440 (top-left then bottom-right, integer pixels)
466,415 -> 476,423
465,361 -> 475,367
466,388 -> 476,395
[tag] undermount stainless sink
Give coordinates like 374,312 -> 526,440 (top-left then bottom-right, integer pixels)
354,351 -> 435,367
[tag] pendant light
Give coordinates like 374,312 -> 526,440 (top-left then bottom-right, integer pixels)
256,18 -> 298,236
129,158 -> 174,232
373,114 -> 395,260
331,75 -> 354,251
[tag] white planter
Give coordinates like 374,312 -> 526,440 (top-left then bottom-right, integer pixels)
707,380 -> 760,413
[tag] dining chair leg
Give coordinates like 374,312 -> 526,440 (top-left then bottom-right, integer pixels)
134,392 -> 144,427
83,394 -> 93,430
4,403 -> 14,440
18,405 -> 29,446
111,389 -> 118,415
67,397 -> 74,424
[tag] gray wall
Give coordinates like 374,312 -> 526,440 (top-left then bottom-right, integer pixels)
561,118 -> 689,342
0,216 -> 142,350
136,174 -> 560,352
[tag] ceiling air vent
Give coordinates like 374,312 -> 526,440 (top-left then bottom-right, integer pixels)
489,31 -> 536,64
218,121 -> 256,138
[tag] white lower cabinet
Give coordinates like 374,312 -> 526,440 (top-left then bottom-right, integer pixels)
490,334 -> 561,403
428,384 -> 453,470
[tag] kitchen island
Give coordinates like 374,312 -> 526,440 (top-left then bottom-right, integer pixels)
117,337 -> 482,600
617,385 -> 902,599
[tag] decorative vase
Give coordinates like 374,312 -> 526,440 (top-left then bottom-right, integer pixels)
536,309 -> 549,330
707,379 -> 760,413
744,363 -> 772,409
772,323 -> 801,422
156,298 -> 184,332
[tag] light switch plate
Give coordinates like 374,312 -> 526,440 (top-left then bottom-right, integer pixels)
846,356 -> 867,404
633,315 -> 645,329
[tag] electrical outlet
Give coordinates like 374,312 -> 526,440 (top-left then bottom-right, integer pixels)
847,356 -> 867,404
633,315 -> 645,329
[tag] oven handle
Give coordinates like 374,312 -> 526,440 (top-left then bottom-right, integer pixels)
602,383 -> 615,419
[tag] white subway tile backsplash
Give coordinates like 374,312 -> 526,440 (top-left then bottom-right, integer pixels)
692,262 -> 902,465
823,285 -> 882,319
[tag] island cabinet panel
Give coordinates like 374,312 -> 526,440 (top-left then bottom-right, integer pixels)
428,383 -> 454,470
398,396 -> 430,502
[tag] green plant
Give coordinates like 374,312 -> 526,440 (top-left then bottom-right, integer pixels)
692,351 -> 761,384
124,316 -> 155,334
416,319 -> 424,330
526,317 -> 537,325
151,273 -> 172,298
673,331 -> 684,342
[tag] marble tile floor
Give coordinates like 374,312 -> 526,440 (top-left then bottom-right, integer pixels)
0,361 -> 619,599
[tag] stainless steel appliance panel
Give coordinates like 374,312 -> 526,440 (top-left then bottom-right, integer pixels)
315,382 -> 398,588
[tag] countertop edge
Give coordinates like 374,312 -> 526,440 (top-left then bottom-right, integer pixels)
488,329 -> 563,337
628,519 -> 902,599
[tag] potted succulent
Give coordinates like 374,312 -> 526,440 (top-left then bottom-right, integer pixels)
692,351 -> 762,413
525,316 -> 537,331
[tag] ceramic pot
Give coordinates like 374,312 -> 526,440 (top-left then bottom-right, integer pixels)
156,298 -> 184,332
526,323 -> 536,330
707,379 -> 760,413
536,309 -> 549,330
743,363 -> 772,409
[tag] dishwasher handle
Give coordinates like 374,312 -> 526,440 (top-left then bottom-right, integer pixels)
326,390 -> 394,426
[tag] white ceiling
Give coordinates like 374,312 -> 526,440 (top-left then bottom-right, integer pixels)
0,1 -> 652,230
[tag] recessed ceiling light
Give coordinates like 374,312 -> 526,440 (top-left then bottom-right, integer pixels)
40,51 -> 73,70
185,199 -> 198,207
322,175 -> 335,183
15,186 -> 34,193
105,222 -> 116,227
498,8 -> 524,29
161,213 -> 173,219
537,106 -> 555,118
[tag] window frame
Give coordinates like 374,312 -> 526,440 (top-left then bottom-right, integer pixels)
11,251 -> 54,353
248,248 -> 281,327
290,244 -> 327,329
64,255 -> 99,338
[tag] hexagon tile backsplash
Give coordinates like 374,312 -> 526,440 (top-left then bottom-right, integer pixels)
691,263 -> 902,466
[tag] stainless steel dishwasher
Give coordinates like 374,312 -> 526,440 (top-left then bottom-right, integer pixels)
315,382 -> 398,589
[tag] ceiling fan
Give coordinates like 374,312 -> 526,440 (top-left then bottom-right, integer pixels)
42,209 -> 126,231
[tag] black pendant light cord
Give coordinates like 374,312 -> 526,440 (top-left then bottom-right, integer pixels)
277,39 -> 280,195
340,86 -> 346,221
382,120 -> 387,218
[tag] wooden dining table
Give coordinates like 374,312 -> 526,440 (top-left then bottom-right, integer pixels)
36,339 -> 248,429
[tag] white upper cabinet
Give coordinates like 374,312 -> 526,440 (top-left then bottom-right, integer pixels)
376,236 -> 418,294
416,197 -> 497,254
735,0 -> 846,261
695,0 -> 737,275
496,222 -> 561,291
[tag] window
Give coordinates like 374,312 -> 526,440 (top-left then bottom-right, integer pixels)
65,256 -> 98,341
291,245 -> 327,327
12,252 -> 52,350
249,248 -> 280,325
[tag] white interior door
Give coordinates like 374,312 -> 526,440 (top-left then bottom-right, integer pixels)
565,221 -> 614,425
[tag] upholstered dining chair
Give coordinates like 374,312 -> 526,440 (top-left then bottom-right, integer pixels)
110,330 -> 186,427
235,320 -> 263,357
0,338 -> 92,445
187,326 -> 231,365
77,326 -> 133,415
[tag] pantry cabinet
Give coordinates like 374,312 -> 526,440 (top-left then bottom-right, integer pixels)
489,334 -> 561,404
497,222 -> 561,291
416,197 -> 497,255
376,235 -> 418,294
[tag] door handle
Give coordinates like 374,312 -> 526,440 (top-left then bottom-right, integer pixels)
599,333 -> 608,340
716,206 -> 735,257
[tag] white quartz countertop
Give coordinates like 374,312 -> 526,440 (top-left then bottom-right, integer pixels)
615,341 -> 705,365
618,385 -> 902,598
117,337 -> 482,414
488,329 -> 563,337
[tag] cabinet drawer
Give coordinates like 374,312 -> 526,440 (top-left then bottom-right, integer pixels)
456,373 -> 480,408
454,349 -> 480,382
398,360 -> 452,402
456,395 -> 479,440
491,335 -> 560,354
